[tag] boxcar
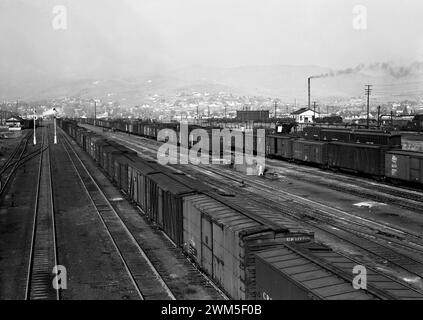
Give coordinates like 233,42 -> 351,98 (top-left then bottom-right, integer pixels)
352,131 -> 401,146
127,158 -> 160,212
255,244 -> 376,300
292,140 -> 328,166
112,155 -> 134,192
146,172 -> 196,246
320,128 -> 351,142
385,150 -> 423,184
182,194 -> 310,300
100,146 -> 121,175
328,142 -> 391,176
302,126 -> 323,141
266,135 -> 294,159
89,136 -> 107,161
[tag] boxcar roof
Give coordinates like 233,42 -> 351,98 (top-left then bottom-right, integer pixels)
255,245 -> 376,300
328,141 -> 388,149
148,172 -> 194,195
128,157 -> 161,175
386,149 -> 423,158
294,139 -> 329,146
185,194 -> 264,232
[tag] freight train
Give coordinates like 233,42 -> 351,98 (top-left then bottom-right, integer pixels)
59,119 -> 423,300
267,126 -> 423,186
79,118 -> 423,187
59,119 -> 316,300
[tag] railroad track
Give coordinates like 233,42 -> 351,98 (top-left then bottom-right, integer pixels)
184,165 -> 423,291
25,127 -> 60,300
105,129 -> 423,244
58,130 -> 176,300
265,159 -> 423,213
90,129 -> 423,294
91,125 -> 423,211
0,131 -> 32,195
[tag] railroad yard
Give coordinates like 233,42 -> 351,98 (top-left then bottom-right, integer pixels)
4,1 -> 423,309
1,118 -> 423,300
0,122 -> 225,300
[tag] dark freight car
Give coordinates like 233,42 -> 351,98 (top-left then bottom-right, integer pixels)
328,142 -> 391,176
292,140 -> 328,166
352,130 -> 401,146
183,194 -> 309,300
146,173 -> 196,246
385,150 -> 423,184
112,155 -> 133,192
255,245 -> 376,300
127,158 -> 160,212
266,135 -> 294,159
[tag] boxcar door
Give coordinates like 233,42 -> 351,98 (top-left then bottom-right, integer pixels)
201,215 -> 214,276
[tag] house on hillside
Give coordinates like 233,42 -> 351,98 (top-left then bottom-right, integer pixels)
291,108 -> 320,123
6,116 -> 23,131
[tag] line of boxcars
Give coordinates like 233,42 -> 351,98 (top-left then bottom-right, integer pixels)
267,126 -> 423,186
81,118 -> 423,187
82,118 -> 268,157
60,119 -> 392,300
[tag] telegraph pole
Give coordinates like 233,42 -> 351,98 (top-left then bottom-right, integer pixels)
274,100 -> 277,120
365,85 -> 372,129
313,101 -> 317,122
53,108 -> 57,144
377,105 -> 381,129
90,99 -> 97,126
224,105 -> 227,119
33,107 -> 36,145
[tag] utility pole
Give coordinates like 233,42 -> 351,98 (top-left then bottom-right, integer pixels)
377,105 -> 381,129
313,101 -> 317,122
308,77 -> 311,110
391,110 -> 394,127
53,108 -> 57,144
33,107 -> 36,145
224,105 -> 227,119
90,99 -> 97,126
274,100 -> 277,120
365,85 -> 372,129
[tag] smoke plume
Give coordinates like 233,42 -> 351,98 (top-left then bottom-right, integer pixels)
311,61 -> 423,79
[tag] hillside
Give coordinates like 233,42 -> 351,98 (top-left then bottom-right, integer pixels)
2,62 -> 423,104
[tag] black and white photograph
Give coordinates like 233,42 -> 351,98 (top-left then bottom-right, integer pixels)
1,0 -> 423,306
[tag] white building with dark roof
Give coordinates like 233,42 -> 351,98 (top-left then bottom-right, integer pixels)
291,108 -> 320,123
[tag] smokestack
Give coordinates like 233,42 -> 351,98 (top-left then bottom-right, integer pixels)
308,77 -> 311,110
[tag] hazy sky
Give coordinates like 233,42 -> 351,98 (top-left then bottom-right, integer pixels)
1,0 -> 423,81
